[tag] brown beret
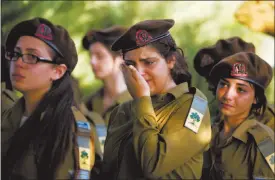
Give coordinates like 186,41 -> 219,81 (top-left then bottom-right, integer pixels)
111,19 -> 175,52
5,17 -> 77,73
82,25 -> 127,50
209,52 -> 273,90
194,37 -> 255,79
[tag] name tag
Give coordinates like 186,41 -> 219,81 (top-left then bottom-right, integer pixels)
76,121 -> 91,131
184,95 -> 207,133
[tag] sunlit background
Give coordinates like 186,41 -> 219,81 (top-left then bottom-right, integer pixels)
1,1 -> 274,111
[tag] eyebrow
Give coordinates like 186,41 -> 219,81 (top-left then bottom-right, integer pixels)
221,78 -> 250,88
124,59 -> 136,66
14,46 -> 41,54
236,83 -> 249,88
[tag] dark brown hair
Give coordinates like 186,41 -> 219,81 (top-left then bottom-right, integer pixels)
2,54 -> 77,180
251,84 -> 267,118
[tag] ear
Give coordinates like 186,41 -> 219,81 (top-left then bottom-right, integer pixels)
253,97 -> 257,104
114,55 -> 124,69
51,64 -> 68,81
167,55 -> 176,70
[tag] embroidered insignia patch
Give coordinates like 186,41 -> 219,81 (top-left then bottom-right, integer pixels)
79,147 -> 91,171
185,108 -> 203,133
136,30 -> 153,46
184,95 -> 207,133
35,24 -> 53,40
266,153 -> 275,173
231,62 -> 248,77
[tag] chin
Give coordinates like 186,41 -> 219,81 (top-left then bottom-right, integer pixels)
94,73 -> 104,80
220,109 -> 235,117
12,84 -> 27,93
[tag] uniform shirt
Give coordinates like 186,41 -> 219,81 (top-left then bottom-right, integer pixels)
203,116 -> 275,180
1,98 -> 95,179
258,106 -> 275,131
101,82 -> 212,179
1,82 -> 18,114
84,88 -> 132,125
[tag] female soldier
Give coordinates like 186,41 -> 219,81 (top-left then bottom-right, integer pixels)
193,37 -> 274,128
204,52 -> 274,179
101,19 -> 212,179
2,17 -> 95,180
82,25 -> 132,125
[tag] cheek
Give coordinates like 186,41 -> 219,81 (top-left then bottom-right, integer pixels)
238,94 -> 255,107
216,88 -> 225,101
148,65 -> 170,87
26,66 -> 53,87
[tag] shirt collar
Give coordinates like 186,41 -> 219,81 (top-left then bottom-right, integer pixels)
231,116 -> 258,143
167,82 -> 189,99
212,115 -> 258,144
115,90 -> 132,104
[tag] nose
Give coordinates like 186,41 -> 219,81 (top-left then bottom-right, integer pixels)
223,86 -> 236,102
90,56 -> 97,67
13,55 -> 25,68
135,65 -> 146,77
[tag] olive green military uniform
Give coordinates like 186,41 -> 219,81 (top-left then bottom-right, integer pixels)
259,105 -> 275,130
202,115 -> 275,180
213,104 -> 275,131
101,82 -> 212,179
84,88 -> 132,125
1,98 -> 95,179
1,82 -> 18,114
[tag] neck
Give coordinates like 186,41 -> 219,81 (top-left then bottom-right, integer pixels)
23,87 -> 50,116
103,70 -> 127,98
222,111 -> 249,135
160,76 -> 177,94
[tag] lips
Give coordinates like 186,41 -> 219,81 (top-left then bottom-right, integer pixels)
12,73 -> 25,80
220,102 -> 234,109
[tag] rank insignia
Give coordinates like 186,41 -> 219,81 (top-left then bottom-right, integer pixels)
231,62 -> 248,77
136,29 -> 153,46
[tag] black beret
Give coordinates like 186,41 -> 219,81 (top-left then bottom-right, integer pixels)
5,17 -> 78,73
111,19 -> 175,52
209,52 -> 273,90
194,37 -> 255,79
82,25 -> 127,50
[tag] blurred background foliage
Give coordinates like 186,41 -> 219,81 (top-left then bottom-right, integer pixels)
1,1 -> 274,116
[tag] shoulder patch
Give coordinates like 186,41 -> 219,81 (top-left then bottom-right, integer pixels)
184,95 -> 208,133
248,124 -> 275,174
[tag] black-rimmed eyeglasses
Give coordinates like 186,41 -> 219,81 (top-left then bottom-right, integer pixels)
5,51 -> 57,65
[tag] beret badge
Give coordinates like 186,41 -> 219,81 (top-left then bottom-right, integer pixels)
231,62 -> 248,77
35,24 -> 53,41
136,30 -> 153,46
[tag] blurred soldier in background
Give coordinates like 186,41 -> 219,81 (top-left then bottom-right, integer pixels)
82,25 -> 132,125
82,26 -> 133,158
1,30 -> 18,113
1,45 -> 18,113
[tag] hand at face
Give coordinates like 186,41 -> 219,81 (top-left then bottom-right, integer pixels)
121,63 -> 150,99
